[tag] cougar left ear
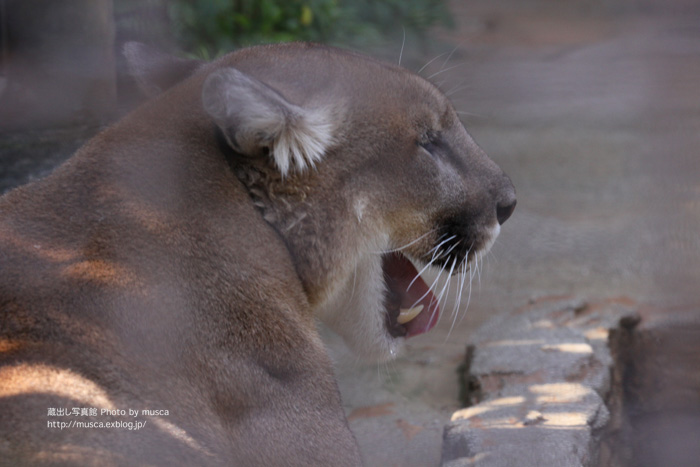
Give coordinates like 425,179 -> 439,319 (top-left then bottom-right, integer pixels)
123,42 -> 203,97
202,67 -> 334,177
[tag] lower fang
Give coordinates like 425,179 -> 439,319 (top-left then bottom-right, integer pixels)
397,305 -> 424,324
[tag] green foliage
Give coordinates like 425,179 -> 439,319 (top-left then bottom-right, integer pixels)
168,0 -> 453,58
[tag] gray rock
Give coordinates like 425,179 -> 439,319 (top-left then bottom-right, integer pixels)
442,297 -> 638,467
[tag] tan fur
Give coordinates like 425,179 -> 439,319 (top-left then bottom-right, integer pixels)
0,42 -> 515,465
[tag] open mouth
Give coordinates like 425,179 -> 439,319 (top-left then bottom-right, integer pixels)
382,252 -> 440,338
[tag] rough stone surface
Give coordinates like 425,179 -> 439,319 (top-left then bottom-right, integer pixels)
441,297 -> 638,466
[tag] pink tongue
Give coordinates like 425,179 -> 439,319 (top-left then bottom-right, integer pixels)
384,253 -> 439,337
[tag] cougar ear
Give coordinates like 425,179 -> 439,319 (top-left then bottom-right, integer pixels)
123,42 -> 203,97
201,67 -> 334,177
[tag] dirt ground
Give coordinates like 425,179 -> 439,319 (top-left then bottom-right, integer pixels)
331,1 -> 700,465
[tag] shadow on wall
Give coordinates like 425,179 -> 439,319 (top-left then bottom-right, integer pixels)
0,0 -> 117,131
0,0 -> 138,194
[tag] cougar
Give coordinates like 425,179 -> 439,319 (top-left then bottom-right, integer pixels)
0,42 -> 516,465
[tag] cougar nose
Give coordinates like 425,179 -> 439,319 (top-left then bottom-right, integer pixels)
496,195 -> 517,225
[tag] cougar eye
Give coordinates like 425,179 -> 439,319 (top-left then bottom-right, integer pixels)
418,131 -> 440,156
420,140 -> 437,154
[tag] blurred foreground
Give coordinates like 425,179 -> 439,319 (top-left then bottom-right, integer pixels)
1,0 -> 699,465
